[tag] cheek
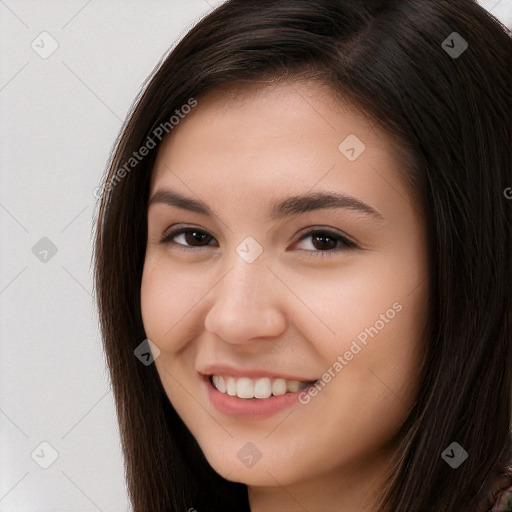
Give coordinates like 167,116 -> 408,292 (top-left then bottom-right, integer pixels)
140,257 -> 204,348
321,280 -> 427,438
281,259 -> 425,356
140,260 -> 203,414
140,261 -> 172,343
289,252 -> 427,418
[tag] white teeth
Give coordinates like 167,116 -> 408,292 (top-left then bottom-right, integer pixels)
236,377 -> 254,399
214,375 -> 226,393
226,376 -> 237,396
272,378 -> 287,396
211,375 -> 313,399
286,380 -> 301,392
254,377 -> 272,399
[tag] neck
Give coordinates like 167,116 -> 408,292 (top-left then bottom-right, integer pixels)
248,447 -> 393,512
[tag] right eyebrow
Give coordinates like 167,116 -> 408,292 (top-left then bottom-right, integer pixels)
148,189 -> 214,216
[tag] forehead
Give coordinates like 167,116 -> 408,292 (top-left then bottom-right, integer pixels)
152,81 -> 390,175
149,80 -> 416,221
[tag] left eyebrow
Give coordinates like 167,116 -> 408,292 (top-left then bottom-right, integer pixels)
148,188 -> 384,222
269,191 -> 384,222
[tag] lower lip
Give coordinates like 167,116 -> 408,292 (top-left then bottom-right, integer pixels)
202,375 -> 313,418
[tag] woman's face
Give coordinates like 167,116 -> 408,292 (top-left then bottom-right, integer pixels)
141,81 -> 428,505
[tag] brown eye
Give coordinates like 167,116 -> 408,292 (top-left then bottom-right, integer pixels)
160,227 -> 217,250
295,229 -> 357,258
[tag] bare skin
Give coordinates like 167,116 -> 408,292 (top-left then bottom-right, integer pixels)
140,80 -> 429,511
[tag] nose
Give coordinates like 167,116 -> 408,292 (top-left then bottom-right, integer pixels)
204,253 -> 288,345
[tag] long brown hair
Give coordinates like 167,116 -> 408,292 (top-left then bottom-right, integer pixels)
93,1 -> 512,510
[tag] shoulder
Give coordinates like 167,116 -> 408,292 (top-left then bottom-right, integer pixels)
488,472 -> 512,512
489,485 -> 512,511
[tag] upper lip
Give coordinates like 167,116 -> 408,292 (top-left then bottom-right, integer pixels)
198,364 -> 317,383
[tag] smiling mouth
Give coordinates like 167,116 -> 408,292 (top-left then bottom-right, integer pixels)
209,375 -> 317,400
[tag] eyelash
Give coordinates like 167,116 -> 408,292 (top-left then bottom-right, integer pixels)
159,226 -> 358,258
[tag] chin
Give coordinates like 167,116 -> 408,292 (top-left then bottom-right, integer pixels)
199,443 -> 310,487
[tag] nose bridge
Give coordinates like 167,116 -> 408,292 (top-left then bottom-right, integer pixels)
214,248 -> 271,315
226,248 -> 266,299
204,246 -> 287,343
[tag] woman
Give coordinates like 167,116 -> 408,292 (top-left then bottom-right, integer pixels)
94,1 -> 512,510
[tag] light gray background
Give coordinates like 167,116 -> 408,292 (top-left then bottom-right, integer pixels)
1,1 -> 510,511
